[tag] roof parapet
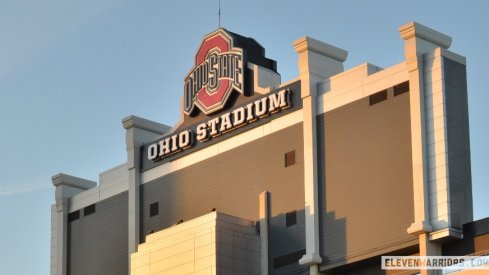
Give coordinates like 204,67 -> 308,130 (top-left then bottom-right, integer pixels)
399,21 -> 452,49
293,36 -> 348,98
294,37 -> 348,62
122,115 -> 170,134
400,21 -> 452,60
51,173 -> 96,189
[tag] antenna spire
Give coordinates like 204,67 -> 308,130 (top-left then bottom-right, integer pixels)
218,0 -> 221,28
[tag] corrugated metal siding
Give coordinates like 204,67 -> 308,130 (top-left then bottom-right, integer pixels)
318,89 -> 416,266
142,123 -> 306,273
68,191 -> 128,275
269,210 -> 308,275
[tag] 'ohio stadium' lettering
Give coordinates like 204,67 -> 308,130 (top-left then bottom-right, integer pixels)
148,89 -> 291,161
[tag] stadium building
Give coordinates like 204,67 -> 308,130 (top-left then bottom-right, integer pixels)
50,22 -> 489,275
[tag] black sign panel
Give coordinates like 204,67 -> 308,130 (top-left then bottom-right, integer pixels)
140,80 -> 302,172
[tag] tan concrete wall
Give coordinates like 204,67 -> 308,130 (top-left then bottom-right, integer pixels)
131,212 -> 260,275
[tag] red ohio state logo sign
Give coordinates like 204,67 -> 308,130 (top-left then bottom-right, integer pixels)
184,30 -> 244,116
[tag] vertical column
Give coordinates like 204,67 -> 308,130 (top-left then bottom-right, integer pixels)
293,37 -> 347,274
124,117 -> 140,257
50,204 -> 57,275
419,233 -> 443,275
405,53 -> 434,235
300,93 -> 322,270
51,174 -> 97,275
259,191 -> 270,275
122,115 -> 170,268
400,22 -> 452,275
54,198 -> 67,275
401,22 -> 452,236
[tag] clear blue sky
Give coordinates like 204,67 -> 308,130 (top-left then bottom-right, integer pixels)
1,1 -> 488,274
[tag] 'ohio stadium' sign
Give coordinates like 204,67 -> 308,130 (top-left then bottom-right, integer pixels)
147,89 -> 291,161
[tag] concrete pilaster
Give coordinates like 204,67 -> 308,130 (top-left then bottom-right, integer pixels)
400,22 -> 452,275
419,233 -> 442,275
293,36 -> 347,272
259,191 -> 270,275
122,115 -> 170,269
51,173 -> 97,275
400,22 -> 452,237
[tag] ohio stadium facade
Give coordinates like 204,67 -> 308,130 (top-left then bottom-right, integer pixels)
50,22 -> 489,275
